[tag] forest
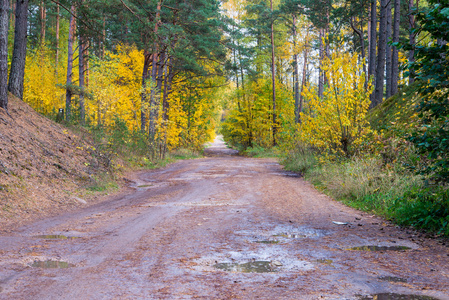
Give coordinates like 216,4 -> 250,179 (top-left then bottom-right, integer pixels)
0,0 -> 448,236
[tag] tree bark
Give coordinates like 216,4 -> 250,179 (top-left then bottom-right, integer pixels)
0,0 -> 8,110
55,3 -> 59,80
318,28 -> 324,98
8,0 -> 29,100
373,0 -> 388,108
299,27 -> 310,124
293,14 -> 300,124
40,0 -> 46,44
149,0 -> 161,140
385,1 -> 393,98
65,5 -> 76,122
79,35 -> 85,125
270,0 -> 276,146
391,0 -> 400,95
408,0 -> 417,84
140,51 -> 151,132
368,0 -> 377,81
350,16 -> 367,88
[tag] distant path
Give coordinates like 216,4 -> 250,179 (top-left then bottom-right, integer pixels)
203,135 -> 239,156
0,143 -> 448,299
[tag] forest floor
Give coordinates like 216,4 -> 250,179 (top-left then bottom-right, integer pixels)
0,137 -> 448,299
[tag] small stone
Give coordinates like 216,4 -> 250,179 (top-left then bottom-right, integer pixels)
271,260 -> 283,267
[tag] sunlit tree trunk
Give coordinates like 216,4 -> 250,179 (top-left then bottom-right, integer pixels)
149,0 -> 161,140
40,0 -> 46,44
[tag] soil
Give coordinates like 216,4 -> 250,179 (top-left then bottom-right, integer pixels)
0,95 -> 125,229
0,137 -> 448,299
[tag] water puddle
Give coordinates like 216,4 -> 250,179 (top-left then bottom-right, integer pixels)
30,260 -> 75,269
254,240 -> 279,244
137,184 -> 153,188
34,235 -> 77,240
378,276 -> 407,283
274,233 -> 306,239
214,261 -> 278,273
316,259 -> 333,265
348,246 -> 411,251
358,293 -> 440,299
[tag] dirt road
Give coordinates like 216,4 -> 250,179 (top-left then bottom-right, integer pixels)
0,138 -> 448,300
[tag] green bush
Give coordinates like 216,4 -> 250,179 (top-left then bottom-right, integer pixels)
391,188 -> 449,236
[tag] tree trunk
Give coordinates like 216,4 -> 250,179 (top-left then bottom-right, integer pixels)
385,1 -> 393,98
391,0 -> 400,95
79,35 -> 85,125
8,0 -> 28,100
102,14 -> 106,59
293,14 -> 300,124
373,0 -> 388,108
140,51 -> 151,132
368,0 -> 377,81
318,28 -> 324,98
270,0 -> 276,146
40,0 -> 46,44
65,5 -> 76,122
55,3 -> 59,80
299,28 -> 310,124
149,0 -> 161,140
350,16 -> 367,88
0,0 -> 8,110
408,0 -> 416,84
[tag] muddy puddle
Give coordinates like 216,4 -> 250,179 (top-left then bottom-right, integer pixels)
378,276 -> 408,283
348,246 -> 411,251
30,260 -> 75,269
34,235 -> 77,240
214,261 -> 278,273
358,293 -> 440,299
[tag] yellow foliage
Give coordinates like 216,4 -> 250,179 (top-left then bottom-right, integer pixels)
299,51 -> 374,159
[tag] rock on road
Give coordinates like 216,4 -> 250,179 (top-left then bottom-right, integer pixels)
0,137 -> 448,300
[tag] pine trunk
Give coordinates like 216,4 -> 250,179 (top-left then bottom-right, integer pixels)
0,0 -> 8,110
40,0 -> 46,44
149,0 -> 161,140
368,0 -> 377,81
79,36 -> 85,125
270,0 -> 276,146
373,0 -> 388,108
299,29 -> 309,124
293,14 -> 300,124
8,0 -> 28,100
391,0 -> 401,95
140,51 -> 151,132
318,28 -> 324,98
55,3 -> 59,80
65,5 -> 76,122
385,1 -> 393,98
408,0 -> 416,84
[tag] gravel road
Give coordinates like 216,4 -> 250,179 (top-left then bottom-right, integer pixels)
0,138 -> 448,299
